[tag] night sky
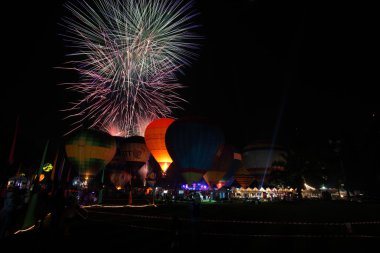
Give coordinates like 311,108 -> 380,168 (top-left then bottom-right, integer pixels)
1,1 -> 378,187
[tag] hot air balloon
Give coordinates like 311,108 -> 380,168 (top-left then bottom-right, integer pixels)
234,167 -> 254,188
65,130 -> 116,178
144,118 -> 175,176
106,137 -> 128,171
220,149 -> 242,188
111,135 -> 150,188
203,145 -> 233,188
165,118 -> 225,185
109,170 -> 131,190
242,141 -> 287,184
120,136 -> 150,173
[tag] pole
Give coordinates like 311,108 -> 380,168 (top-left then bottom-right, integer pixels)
22,139 -> 49,229
38,140 -> 49,179
152,186 -> 155,205
98,169 -> 105,204
50,150 -> 59,195
128,167 -> 132,205
8,115 -> 20,166
1,116 -> 19,186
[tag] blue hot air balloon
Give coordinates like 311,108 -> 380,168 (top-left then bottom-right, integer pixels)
165,118 -> 225,185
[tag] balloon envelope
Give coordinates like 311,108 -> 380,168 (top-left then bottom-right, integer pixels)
109,170 -> 131,189
242,142 -> 286,183
165,118 -> 225,184
234,167 -> 254,188
120,136 -> 150,172
106,137 -> 130,172
220,150 -> 242,187
203,145 -> 233,188
144,118 -> 175,175
65,130 -> 116,177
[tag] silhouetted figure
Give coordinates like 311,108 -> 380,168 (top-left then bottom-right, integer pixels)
62,195 -> 81,236
190,194 -> 201,245
50,186 -> 66,234
170,215 -> 182,249
192,200 -> 200,219
0,186 -> 19,238
34,184 -> 50,232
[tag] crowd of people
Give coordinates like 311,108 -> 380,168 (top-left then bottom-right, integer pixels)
0,182 -> 82,239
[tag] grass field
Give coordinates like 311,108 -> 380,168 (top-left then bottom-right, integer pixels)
3,200 -> 380,251
90,200 -> 380,222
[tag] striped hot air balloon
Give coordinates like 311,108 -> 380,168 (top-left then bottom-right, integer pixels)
242,141 -> 287,184
165,118 -> 225,185
234,167 -> 254,189
65,130 -> 116,178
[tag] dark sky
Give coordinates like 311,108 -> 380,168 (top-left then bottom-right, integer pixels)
1,0 -> 378,179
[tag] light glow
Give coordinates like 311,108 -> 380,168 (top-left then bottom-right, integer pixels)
83,204 -> 157,208
304,182 -> 316,191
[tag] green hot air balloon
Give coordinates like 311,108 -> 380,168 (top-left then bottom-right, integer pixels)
65,130 -> 116,178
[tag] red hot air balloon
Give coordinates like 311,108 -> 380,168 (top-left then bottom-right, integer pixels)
144,118 -> 175,176
165,118 -> 225,185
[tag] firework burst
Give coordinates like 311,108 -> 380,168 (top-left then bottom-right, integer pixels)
61,0 -> 199,136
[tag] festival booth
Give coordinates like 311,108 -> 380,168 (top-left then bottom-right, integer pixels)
231,187 -> 297,201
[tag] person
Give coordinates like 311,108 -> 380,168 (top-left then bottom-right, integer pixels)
34,184 -> 51,232
191,198 -> 201,219
50,186 -> 66,234
0,186 -> 19,238
170,215 -> 182,249
190,194 -> 201,244
61,195 -> 82,236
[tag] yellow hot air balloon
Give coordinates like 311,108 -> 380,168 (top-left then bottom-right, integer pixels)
65,130 -> 116,178
144,118 -> 174,175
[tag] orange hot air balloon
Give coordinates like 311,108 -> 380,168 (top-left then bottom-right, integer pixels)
144,118 -> 175,175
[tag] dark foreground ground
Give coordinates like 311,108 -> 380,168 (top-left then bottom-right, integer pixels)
2,200 -> 380,252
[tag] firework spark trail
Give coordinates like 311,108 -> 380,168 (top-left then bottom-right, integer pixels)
61,0 -> 199,136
